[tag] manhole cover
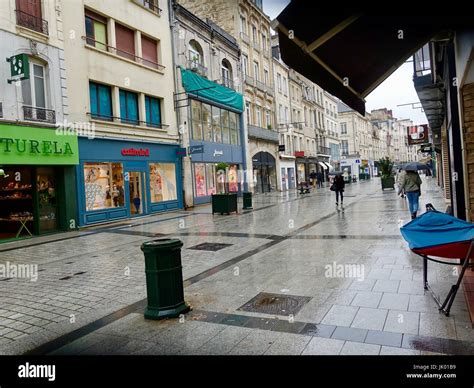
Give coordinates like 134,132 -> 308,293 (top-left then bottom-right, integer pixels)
188,242 -> 233,252
238,292 -> 311,316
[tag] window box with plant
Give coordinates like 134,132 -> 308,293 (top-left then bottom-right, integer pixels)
379,157 -> 395,190
211,162 -> 237,215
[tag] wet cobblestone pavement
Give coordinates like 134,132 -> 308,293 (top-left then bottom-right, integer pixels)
1,177 -> 473,355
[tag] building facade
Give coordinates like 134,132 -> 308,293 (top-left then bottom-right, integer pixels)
178,0 -> 278,193
63,0 -> 182,226
171,1 -> 245,207
0,0 -> 78,241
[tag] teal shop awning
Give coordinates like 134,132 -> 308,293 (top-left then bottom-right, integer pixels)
180,67 -> 244,112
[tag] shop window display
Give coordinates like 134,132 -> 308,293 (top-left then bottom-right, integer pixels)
84,162 -> 124,211
228,164 -> 239,192
0,167 -> 33,239
193,163 -> 240,197
37,167 -> 58,232
194,163 -> 206,197
149,163 -> 177,202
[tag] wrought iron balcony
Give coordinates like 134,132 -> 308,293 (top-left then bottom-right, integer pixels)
23,106 -> 56,124
137,0 -> 162,15
16,10 -> 48,35
317,145 -> 331,155
187,60 -> 208,77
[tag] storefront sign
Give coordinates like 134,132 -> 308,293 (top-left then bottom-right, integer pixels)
420,144 -> 433,153
121,148 -> 150,157
189,145 -> 204,154
7,54 -> 29,83
176,147 -> 187,156
278,145 -> 285,152
0,124 -> 78,165
407,125 -> 429,145
294,151 -> 305,157
213,150 -> 223,157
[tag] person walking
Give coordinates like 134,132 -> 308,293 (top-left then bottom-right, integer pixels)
398,169 -> 422,219
316,171 -> 323,188
310,171 -> 317,188
333,174 -> 345,210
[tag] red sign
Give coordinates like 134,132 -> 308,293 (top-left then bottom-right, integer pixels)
294,151 -> 305,157
121,148 -> 150,157
407,125 -> 429,145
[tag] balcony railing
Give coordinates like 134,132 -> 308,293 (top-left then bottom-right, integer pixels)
23,106 -> 56,124
265,84 -> 274,96
317,146 -> 331,155
16,10 -> 48,35
187,60 -> 208,77
87,112 -> 169,129
221,77 -> 235,90
137,0 -> 162,15
83,37 -> 166,71
240,32 -> 250,44
255,79 -> 266,92
244,74 -> 255,86
248,124 -> 279,143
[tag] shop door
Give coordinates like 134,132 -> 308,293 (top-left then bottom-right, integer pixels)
127,171 -> 146,216
288,168 -> 295,189
36,167 -> 58,233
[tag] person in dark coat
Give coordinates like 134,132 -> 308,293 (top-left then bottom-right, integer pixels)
334,174 -> 345,209
316,171 -> 323,188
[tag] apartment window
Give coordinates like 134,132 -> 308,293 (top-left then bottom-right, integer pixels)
221,109 -> 230,144
145,95 -> 161,127
115,23 -> 135,61
341,122 -> 347,134
253,61 -> 259,81
265,110 -> 271,128
16,0 -> 47,35
261,33 -> 267,50
119,89 -> 139,124
283,77 -> 287,94
285,107 -> 289,123
264,69 -> 269,85
89,81 -> 112,120
246,101 -> 251,125
252,25 -> 257,43
240,16 -> 247,34
85,9 -> 107,50
221,59 -> 232,88
341,140 -> 349,155
277,73 -> 282,91
279,105 -> 283,123
189,40 -> 203,65
242,54 -> 248,75
22,61 -> 46,109
141,35 -> 159,68
255,106 -> 261,127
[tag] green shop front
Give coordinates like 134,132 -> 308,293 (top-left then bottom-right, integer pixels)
0,124 -> 78,241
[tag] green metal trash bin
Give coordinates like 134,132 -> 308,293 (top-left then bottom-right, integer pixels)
141,239 -> 190,320
243,192 -> 253,209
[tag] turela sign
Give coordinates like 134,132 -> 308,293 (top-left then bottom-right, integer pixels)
0,124 -> 79,165
0,138 -> 74,155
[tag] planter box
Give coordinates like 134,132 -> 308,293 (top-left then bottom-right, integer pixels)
381,176 -> 395,190
211,193 -> 238,215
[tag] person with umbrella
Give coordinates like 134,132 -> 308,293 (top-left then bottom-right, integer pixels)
398,164 -> 423,219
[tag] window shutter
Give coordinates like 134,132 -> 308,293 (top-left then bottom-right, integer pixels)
115,23 -> 135,60
141,35 -> 158,66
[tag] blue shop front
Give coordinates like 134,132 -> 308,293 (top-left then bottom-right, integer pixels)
180,67 -> 246,205
76,138 -> 183,226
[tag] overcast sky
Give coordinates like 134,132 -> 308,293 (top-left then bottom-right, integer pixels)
263,0 -> 428,125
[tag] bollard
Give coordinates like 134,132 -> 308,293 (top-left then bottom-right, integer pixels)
141,239 -> 190,320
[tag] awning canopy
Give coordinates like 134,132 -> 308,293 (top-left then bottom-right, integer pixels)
274,3 -> 470,115
318,161 -> 328,169
324,162 -> 333,171
180,67 -> 244,112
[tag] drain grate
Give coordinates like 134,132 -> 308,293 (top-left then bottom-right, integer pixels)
188,242 -> 233,252
238,292 -> 311,316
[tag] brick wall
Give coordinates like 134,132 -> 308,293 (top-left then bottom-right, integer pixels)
462,82 -> 474,221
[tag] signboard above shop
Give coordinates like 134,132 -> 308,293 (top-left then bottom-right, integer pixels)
0,123 -> 78,165
189,145 -> 204,155
407,124 -> 429,145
